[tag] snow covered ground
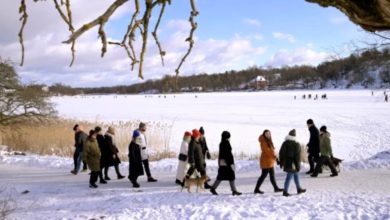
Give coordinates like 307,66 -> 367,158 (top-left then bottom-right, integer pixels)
0,150 -> 390,219
1,90 -> 389,219
52,90 -> 390,161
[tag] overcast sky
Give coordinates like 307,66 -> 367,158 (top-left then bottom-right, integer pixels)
0,0 -> 371,87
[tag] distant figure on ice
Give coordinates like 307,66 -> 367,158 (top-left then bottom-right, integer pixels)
308,94 -> 312,99
137,122 -> 158,182
175,131 -> 192,186
71,124 -> 88,175
306,119 -> 320,175
94,126 -> 107,184
311,126 -> 338,178
302,94 -> 306,99
199,126 -> 211,186
186,129 -> 211,188
128,130 -> 144,188
321,94 -> 327,99
314,94 -> 318,100
104,127 -> 125,180
279,129 -> 306,197
372,90 -> 374,96
254,130 -> 283,194
83,130 -> 101,188
210,131 -> 242,196
385,94 -> 388,102
294,96 -> 296,100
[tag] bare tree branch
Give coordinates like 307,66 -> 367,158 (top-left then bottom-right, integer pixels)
18,0 -> 28,66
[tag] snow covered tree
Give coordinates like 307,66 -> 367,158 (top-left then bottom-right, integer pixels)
0,60 -> 55,128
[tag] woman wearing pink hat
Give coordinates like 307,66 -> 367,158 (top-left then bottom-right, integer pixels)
175,131 -> 192,186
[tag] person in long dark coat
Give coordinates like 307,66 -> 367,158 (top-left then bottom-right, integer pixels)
94,126 -> 107,184
128,130 -> 144,188
306,119 -> 320,174
104,126 -> 125,180
210,131 -> 241,196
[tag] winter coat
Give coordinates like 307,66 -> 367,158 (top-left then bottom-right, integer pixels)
128,140 -> 144,179
259,135 -> 277,169
307,125 -> 320,155
104,133 -> 121,165
199,136 -> 211,159
83,138 -> 101,172
176,139 -> 190,181
216,133 -> 235,181
187,138 -> 205,170
97,134 -> 114,167
138,130 -> 149,160
279,135 -> 301,173
75,131 -> 87,153
320,132 -> 333,157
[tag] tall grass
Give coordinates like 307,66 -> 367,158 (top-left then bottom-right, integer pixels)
0,119 -> 175,161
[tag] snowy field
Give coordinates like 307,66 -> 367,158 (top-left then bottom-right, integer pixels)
0,149 -> 390,219
1,90 -> 390,219
52,90 -> 390,160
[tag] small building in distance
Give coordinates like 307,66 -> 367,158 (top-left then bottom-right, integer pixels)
249,76 -> 268,90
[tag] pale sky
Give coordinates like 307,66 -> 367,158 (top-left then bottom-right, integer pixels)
0,0 -> 372,87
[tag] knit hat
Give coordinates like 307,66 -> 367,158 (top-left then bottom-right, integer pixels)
184,131 -> 192,137
306,119 -> 314,125
288,129 -> 296,137
320,125 -> 327,132
199,126 -> 205,135
133,130 -> 140,138
192,129 -> 201,138
89,129 -> 96,137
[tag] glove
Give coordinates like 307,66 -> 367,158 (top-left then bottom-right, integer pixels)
206,152 -> 211,160
230,164 -> 235,172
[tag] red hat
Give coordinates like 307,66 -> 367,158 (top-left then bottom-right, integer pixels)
184,131 -> 192,137
192,129 -> 201,138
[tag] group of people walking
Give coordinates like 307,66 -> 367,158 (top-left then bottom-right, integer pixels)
72,118 -> 338,196
71,123 -> 157,188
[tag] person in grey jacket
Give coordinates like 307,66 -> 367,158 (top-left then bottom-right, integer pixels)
71,124 -> 88,175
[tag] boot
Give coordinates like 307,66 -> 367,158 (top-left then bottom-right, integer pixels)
175,179 -> 182,185
210,188 -> 218,195
310,174 -> 318,177
297,188 -> 306,194
89,183 -> 98,188
100,179 -> 107,184
104,176 -> 111,181
305,170 -> 313,175
232,191 -> 242,196
330,173 -> 338,177
254,189 -> 264,194
204,182 -> 211,189
283,191 -> 290,197
117,175 -> 125,180
131,180 -> 140,188
148,177 -> 158,182
274,188 -> 283,193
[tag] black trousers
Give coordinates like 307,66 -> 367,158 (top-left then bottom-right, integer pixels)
255,168 -> 279,190
89,171 -> 99,185
104,164 -> 122,178
308,153 -> 320,172
142,160 -> 152,178
314,156 -> 337,175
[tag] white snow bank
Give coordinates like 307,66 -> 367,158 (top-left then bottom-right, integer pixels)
345,150 -> 390,170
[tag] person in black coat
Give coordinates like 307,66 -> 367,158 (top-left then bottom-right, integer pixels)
210,131 -> 241,196
128,130 -> 144,188
306,119 -> 320,174
94,126 -> 108,184
104,127 -> 125,180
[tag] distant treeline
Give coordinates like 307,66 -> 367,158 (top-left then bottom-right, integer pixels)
50,48 -> 390,95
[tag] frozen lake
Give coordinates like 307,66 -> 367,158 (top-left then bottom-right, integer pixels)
52,90 -> 390,161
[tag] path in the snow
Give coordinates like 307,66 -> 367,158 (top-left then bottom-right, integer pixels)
1,164 -> 389,220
